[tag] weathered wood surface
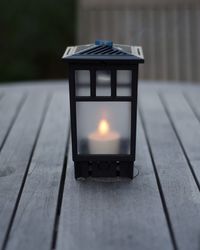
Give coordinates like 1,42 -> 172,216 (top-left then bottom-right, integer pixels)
0,81 -> 199,250
5,93 -> 70,250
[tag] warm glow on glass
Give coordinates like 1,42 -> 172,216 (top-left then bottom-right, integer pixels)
98,119 -> 110,136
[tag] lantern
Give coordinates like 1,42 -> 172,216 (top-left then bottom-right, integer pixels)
63,40 -> 144,179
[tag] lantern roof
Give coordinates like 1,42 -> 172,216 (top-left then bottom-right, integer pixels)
62,40 -> 144,63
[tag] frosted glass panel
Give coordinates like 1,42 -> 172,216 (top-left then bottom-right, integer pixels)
117,70 -> 132,96
76,102 -> 131,154
75,70 -> 90,96
96,70 -> 111,96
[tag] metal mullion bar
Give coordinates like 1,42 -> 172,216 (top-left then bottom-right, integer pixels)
131,66 -> 138,156
91,68 -> 96,97
75,155 -> 133,161
111,69 -> 116,97
75,97 -> 132,102
69,66 -> 78,157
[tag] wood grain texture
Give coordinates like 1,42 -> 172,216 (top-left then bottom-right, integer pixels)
186,91 -> 200,120
0,93 -> 3,99
185,90 -> 200,181
139,90 -> 200,250
161,91 -> 200,187
56,115 -> 173,250
5,93 -> 70,250
0,93 -> 48,248
0,82 -> 199,250
0,93 -> 25,149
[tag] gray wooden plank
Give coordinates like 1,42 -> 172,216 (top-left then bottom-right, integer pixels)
161,91 -> 200,187
139,90 -> 200,250
0,93 -> 25,150
185,90 -> 200,153
0,93 -> 49,248
5,93 -> 70,250
0,81 -> 67,92
185,91 -> 200,120
56,117 -> 173,250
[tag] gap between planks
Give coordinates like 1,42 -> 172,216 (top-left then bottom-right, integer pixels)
0,93 -> 27,153
139,89 -> 200,250
184,91 -> 200,124
56,118 -> 174,250
1,94 -> 51,250
159,92 -> 200,190
3,92 -> 70,250
138,107 -> 178,250
51,132 -> 71,250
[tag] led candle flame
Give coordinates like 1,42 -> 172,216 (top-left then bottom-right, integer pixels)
98,119 -> 110,135
88,118 -> 120,154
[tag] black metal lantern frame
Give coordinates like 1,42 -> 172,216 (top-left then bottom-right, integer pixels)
63,41 -> 144,179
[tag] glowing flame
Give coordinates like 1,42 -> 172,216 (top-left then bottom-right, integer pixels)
98,119 -> 110,136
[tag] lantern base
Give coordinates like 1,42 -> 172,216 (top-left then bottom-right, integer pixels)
79,138 -> 130,155
74,161 -> 134,179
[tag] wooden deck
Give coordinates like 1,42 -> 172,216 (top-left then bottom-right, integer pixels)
0,81 -> 200,250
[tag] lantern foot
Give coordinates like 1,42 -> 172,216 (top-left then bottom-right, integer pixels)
74,161 -> 134,179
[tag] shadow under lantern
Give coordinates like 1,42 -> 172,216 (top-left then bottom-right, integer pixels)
63,40 -> 144,179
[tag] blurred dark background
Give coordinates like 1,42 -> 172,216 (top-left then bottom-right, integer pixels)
0,0 -> 200,83
0,0 -> 77,82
